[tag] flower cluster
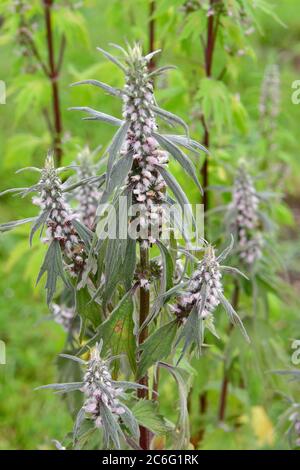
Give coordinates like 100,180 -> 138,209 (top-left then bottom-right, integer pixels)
32,153 -> 86,276
259,64 -> 280,122
51,303 -> 75,331
231,165 -> 262,265
75,146 -> 101,230
122,44 -> 168,247
82,346 -> 125,428
173,245 -> 222,321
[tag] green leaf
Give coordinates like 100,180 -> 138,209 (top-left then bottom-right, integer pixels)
106,121 -> 130,187
97,47 -> 127,73
153,132 -> 203,194
30,210 -> 50,246
131,400 -> 172,436
137,320 -> 178,379
70,79 -> 122,98
70,106 -> 123,126
101,152 -> 133,204
36,240 -> 72,305
156,166 -> 194,227
122,238 -> 136,290
156,239 -> 174,293
100,402 -> 125,449
72,219 -> 93,250
158,362 -> 190,449
175,304 -> 203,362
164,134 -> 207,154
196,78 -> 232,135
96,290 -> 136,373
151,105 -> 189,136
219,292 -> 250,343
76,285 -> 101,328
0,217 -> 37,233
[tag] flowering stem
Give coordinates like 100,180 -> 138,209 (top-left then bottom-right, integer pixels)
148,0 -> 156,73
201,0 -> 218,213
138,244 -> 151,450
218,281 -> 239,422
197,0 -> 218,437
43,0 -> 63,167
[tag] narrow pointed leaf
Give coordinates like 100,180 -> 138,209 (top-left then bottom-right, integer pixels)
96,47 -> 126,72
153,132 -> 203,194
71,79 -> 122,97
70,107 -> 123,126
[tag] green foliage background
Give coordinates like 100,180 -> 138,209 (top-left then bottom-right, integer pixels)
0,0 -> 300,449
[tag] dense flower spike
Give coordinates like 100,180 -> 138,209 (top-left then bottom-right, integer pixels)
75,146 -> 101,230
173,245 -> 222,320
122,44 -> 168,246
32,153 -> 86,276
231,165 -> 262,265
51,303 -> 75,331
259,64 -> 280,123
82,345 -> 125,428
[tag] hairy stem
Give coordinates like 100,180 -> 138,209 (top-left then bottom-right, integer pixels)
201,0 -> 217,213
43,0 -> 63,167
148,0 -> 156,72
197,0 -> 218,439
137,245 -> 151,450
218,281 -> 239,422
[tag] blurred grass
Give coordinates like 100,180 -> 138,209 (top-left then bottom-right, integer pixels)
0,256 -> 72,449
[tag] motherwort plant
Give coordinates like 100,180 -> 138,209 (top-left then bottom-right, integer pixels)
172,241 -> 249,358
0,152 -> 103,303
37,342 -> 142,449
0,43 -> 250,450
230,164 -> 263,266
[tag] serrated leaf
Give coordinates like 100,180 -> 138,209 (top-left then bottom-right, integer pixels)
158,362 -> 190,449
76,285 -> 101,328
137,320 -> 178,379
72,219 -> 93,249
120,404 -> 140,440
175,304 -> 203,362
36,240 -> 72,305
91,290 -> 136,373
30,210 -> 50,246
131,400 -> 172,436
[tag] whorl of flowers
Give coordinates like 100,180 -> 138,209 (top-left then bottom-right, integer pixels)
231,165 -> 262,265
82,346 -> 125,428
259,64 -> 280,126
32,153 -> 86,276
51,303 -> 75,331
75,146 -> 101,230
173,245 -> 222,321
122,44 -> 168,247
